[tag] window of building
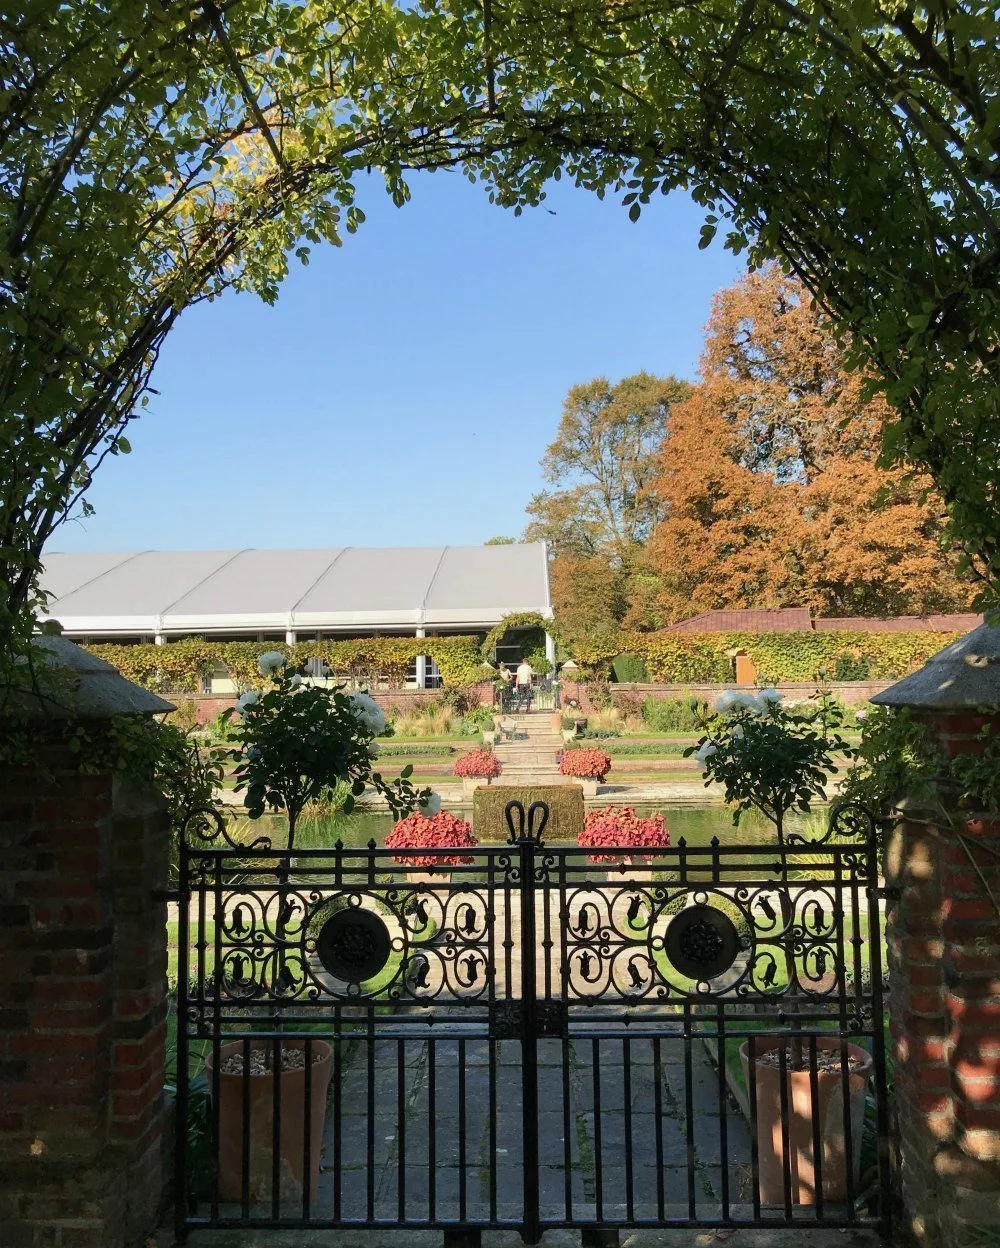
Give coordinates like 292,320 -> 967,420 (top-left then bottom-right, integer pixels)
406,655 -> 442,689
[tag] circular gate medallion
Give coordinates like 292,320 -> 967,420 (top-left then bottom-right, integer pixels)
664,904 -> 739,980
316,908 -> 391,983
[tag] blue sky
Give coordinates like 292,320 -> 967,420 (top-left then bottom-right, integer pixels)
53,172 -> 744,553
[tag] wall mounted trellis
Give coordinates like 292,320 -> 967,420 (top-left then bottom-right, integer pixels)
171,801 -> 892,1243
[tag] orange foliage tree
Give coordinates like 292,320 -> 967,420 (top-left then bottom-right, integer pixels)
650,268 -> 973,621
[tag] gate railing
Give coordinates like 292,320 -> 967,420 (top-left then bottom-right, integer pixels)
171,802 -> 891,1242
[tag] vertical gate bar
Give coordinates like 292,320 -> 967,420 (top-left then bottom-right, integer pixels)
271,1032 -> 281,1220
777,1041 -> 792,1219
397,1038 -> 406,1221
428,1036 -> 437,1223
623,1035 -> 634,1222
174,841 -> 190,1243
459,1036 -> 467,1223
488,1033 -> 498,1223
867,840 -> 892,1236
488,849 -> 498,1224
542,855 -> 552,1002
653,1037 -> 665,1221
834,851 -> 857,1216
333,1008 -> 342,1222
519,832 -> 540,1243
241,1036 -> 251,1220
839,1035 -> 857,1215
809,1034 -> 824,1220
561,1032 -> 572,1221
716,1006 -> 730,1221
210,857 -> 222,1224
366,1010 -> 376,1223
591,1037 -> 604,1223
560,851 -> 572,1222
303,1035 -> 312,1223
683,1003 -> 696,1220
747,1034 -> 760,1220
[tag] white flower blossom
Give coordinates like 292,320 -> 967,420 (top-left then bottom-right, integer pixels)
368,742 -> 381,758
694,741 -> 718,765
257,650 -> 285,677
854,709 -> 867,721
757,688 -> 783,708
235,691 -> 259,717
730,723 -> 745,740
419,791 -> 442,816
349,691 -> 387,735
289,673 -> 304,688
715,690 -> 741,713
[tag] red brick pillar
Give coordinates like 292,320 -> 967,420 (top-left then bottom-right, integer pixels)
880,703 -> 1000,1244
0,743 -> 169,1247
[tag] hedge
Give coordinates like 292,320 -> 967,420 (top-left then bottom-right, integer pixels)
633,630 -> 963,684
472,784 -> 584,843
84,635 -> 489,695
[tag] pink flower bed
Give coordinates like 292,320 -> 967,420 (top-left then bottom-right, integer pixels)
453,748 -> 503,779
383,810 -> 479,866
559,747 -> 612,781
577,805 -> 670,864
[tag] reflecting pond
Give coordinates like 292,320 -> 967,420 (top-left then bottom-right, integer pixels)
280,803 -> 830,853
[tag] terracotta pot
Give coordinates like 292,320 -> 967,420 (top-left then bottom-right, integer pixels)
206,1037 -> 333,1204
739,1037 -> 871,1205
963,816 -> 1000,837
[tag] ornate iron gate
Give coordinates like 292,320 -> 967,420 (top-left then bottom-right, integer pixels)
172,802 -> 891,1242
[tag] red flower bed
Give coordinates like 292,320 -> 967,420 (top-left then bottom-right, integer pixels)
577,805 -> 670,864
453,748 -> 503,779
384,810 -> 479,866
559,747 -> 612,781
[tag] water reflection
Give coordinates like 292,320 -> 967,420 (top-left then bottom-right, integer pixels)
285,804 -> 825,853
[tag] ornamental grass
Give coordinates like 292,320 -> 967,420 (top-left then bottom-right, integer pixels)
383,810 -> 478,867
577,805 -> 670,864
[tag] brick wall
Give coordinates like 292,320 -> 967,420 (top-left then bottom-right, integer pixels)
188,682 -> 495,724
885,710 -> 1000,1244
0,744 -> 168,1247
558,679 -> 892,711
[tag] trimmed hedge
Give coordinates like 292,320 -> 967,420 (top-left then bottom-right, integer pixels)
637,630 -> 963,684
472,784 -> 584,844
84,635 -> 488,694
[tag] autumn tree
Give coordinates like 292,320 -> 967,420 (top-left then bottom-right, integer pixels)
650,268 -> 973,620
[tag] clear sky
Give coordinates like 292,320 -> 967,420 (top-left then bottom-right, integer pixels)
52,172 -> 745,553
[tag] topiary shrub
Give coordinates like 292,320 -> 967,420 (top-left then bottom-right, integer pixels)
612,652 -> 649,683
472,785 -> 584,844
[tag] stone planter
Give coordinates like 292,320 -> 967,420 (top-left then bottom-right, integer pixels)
461,776 -> 494,797
550,711 -> 563,733
404,867 -> 453,888
739,1037 -> 871,1205
575,777 -> 601,797
207,1037 -> 333,1204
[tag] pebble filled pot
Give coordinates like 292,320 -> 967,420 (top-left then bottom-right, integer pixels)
739,1036 -> 872,1205
207,1037 -> 333,1204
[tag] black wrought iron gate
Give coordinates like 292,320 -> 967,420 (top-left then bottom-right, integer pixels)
172,801 -> 892,1242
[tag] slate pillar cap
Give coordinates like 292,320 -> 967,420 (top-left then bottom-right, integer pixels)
871,623 -> 1000,711
2,633 -> 174,720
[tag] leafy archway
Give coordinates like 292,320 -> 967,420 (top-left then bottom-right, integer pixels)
4,1 -> 998,674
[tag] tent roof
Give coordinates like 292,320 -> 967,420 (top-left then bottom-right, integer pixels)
39,545 -> 553,636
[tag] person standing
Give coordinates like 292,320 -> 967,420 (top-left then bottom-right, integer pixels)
515,657 -> 534,712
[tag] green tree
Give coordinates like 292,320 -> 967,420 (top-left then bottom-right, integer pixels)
526,373 -> 690,563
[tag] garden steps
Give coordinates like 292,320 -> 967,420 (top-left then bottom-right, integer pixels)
492,712 -> 564,785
